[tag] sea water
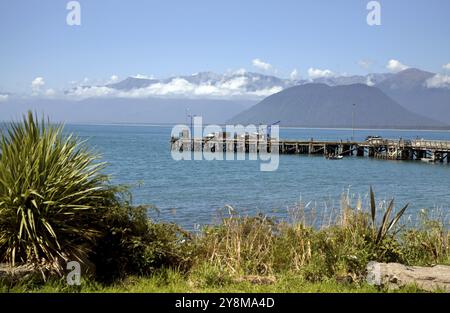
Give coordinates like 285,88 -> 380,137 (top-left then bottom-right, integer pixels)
64,124 -> 450,228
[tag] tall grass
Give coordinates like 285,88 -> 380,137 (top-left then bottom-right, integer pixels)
195,190 -> 449,282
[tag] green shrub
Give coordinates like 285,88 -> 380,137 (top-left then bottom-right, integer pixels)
91,204 -> 194,283
0,112 -> 196,283
0,112 -> 120,274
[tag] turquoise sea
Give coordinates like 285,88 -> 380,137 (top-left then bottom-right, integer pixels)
64,124 -> 450,228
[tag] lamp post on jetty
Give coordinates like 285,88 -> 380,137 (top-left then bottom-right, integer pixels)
352,103 -> 356,141
188,113 -> 197,150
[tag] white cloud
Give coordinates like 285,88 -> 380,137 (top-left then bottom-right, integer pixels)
366,76 -> 375,86
233,68 -> 247,75
0,94 -> 9,102
248,86 -> 283,97
30,77 -> 60,97
31,77 -> 45,91
109,75 -> 119,83
193,84 -> 222,96
67,86 -> 117,99
145,78 -> 195,96
290,69 -> 299,80
443,63 -> 450,70
252,58 -> 272,71
45,88 -> 56,97
220,76 -> 248,90
386,59 -> 409,73
307,68 -> 335,79
425,74 -> 450,88
358,60 -> 372,69
45,88 -> 56,96
133,74 -> 154,79
31,77 -> 55,96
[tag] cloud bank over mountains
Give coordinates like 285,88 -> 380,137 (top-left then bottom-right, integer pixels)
2,65 -> 450,126
4,59 -> 450,101
65,72 -> 286,100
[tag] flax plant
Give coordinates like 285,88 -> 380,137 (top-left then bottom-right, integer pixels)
0,112 -> 118,274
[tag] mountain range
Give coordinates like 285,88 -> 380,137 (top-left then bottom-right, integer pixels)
106,71 -> 294,93
375,68 -> 450,124
103,71 -> 397,97
103,68 -> 450,125
1,68 -> 449,128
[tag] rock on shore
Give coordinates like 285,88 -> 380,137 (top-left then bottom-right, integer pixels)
367,262 -> 450,292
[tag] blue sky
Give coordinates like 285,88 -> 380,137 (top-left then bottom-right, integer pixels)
1,0 -> 450,93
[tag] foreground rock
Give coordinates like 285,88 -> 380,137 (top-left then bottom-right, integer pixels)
367,262 -> 450,292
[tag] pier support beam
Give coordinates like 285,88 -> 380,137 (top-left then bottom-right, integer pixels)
400,149 -> 412,160
357,147 -> 365,157
416,150 -> 426,160
342,144 -> 351,156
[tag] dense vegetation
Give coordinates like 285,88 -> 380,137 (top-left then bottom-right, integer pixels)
0,112 -> 449,292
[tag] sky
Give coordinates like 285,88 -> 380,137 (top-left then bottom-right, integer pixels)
1,0 -> 450,94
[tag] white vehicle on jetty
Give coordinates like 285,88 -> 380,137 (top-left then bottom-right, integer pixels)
365,135 -> 382,143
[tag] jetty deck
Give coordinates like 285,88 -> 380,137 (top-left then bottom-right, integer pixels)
170,134 -> 450,162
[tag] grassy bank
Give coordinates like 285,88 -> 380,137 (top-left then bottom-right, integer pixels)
0,112 -> 449,293
1,202 -> 448,293
2,268 -> 430,293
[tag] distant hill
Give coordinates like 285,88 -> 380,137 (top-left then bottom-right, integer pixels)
376,68 -> 450,124
229,83 -> 444,129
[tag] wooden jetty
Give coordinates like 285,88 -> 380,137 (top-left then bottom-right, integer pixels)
170,132 -> 450,163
